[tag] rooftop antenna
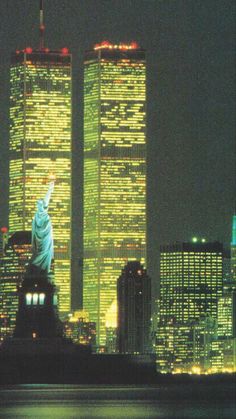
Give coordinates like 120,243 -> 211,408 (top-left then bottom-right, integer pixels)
39,0 -> 45,50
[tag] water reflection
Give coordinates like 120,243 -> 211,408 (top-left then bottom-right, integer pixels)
0,385 -> 235,419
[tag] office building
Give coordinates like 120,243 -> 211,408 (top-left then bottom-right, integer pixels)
211,338 -> 236,373
192,316 -> 217,373
117,261 -> 151,354
211,291 -> 236,373
83,41 -> 146,347
217,292 -> 236,339
63,310 -> 96,351
9,42 -> 72,313
156,240 -> 223,372
222,250 -> 232,294
0,231 -> 31,342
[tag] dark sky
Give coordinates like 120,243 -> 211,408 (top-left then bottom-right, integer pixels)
0,0 -> 235,301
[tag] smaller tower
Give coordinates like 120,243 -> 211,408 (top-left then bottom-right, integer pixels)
117,261 -> 151,354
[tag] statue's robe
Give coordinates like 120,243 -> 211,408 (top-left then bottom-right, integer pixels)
31,202 -> 54,273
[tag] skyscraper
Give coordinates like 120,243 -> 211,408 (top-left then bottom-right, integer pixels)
156,240 -> 223,373
117,261 -> 151,354
83,41 -> 146,348
0,231 -> 31,342
9,6 -> 72,314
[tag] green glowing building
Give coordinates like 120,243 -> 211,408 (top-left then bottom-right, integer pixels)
9,48 -> 72,314
83,41 -> 146,348
156,240 -> 223,373
0,231 -> 31,342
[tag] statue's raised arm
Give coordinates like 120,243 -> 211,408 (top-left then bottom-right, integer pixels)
43,181 -> 54,208
31,182 -> 54,273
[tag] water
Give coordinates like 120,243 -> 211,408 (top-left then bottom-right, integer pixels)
0,384 -> 235,418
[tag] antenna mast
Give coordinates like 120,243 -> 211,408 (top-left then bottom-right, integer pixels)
39,0 -> 45,50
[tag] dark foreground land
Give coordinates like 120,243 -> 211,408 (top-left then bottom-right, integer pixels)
0,350 -> 236,387
0,344 -> 235,418
1,351 -> 156,384
1,343 -> 235,418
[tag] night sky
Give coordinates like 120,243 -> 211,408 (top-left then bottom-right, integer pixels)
0,0 -> 235,303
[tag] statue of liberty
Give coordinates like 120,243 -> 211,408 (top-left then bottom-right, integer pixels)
13,179 -> 64,340
31,181 -> 54,273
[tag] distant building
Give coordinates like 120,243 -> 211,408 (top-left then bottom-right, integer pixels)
222,250 -> 232,294
105,299 -> 117,353
210,291 -> 236,373
0,231 -> 31,342
63,311 -> 96,351
211,338 -> 236,373
192,316 -> 217,372
218,292 -> 236,339
117,261 -> 151,354
156,239 -> 223,373
83,42 -> 147,348
209,217 -> 236,373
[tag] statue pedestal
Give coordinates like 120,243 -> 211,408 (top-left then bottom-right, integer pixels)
14,265 -> 62,339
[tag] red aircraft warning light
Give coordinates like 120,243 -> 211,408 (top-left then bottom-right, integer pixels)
25,47 -> 33,54
61,47 -> 69,55
1,227 -> 8,234
94,41 -> 139,51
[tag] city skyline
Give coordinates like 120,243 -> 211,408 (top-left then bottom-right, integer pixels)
0,0 -> 235,390
0,0 -> 235,304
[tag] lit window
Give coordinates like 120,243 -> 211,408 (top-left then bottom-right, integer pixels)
26,293 -> 32,305
39,293 -> 45,305
33,293 -> 38,305
53,295 -> 58,306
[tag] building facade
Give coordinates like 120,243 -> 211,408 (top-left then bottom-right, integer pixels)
156,240 -> 223,373
0,231 -> 31,342
117,261 -> 151,354
9,48 -> 72,313
211,291 -> 236,373
83,42 -> 146,347
217,292 -> 236,339
63,310 -> 96,351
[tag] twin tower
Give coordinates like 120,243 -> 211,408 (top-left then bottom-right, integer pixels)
9,41 -> 146,348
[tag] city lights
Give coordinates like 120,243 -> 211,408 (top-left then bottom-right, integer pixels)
83,45 -> 146,347
9,50 -> 72,313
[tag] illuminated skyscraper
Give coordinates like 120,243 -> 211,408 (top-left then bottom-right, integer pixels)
0,231 -> 31,342
9,6 -> 72,313
83,41 -> 146,348
156,240 -> 223,373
